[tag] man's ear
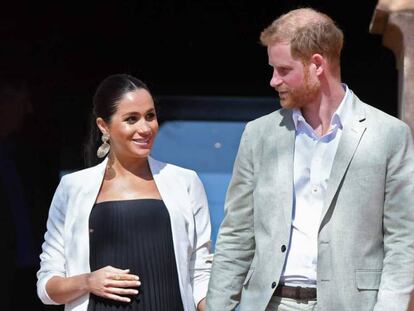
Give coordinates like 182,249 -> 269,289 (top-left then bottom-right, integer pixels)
96,117 -> 109,135
311,53 -> 325,76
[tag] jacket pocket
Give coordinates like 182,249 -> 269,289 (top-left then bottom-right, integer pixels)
243,267 -> 255,286
355,269 -> 382,290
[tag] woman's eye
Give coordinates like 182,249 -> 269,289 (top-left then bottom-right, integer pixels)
146,112 -> 156,121
125,116 -> 137,124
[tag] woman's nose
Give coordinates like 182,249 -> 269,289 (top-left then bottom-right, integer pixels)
136,121 -> 151,134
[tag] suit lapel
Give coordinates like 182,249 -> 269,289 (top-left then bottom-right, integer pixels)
273,109 -> 296,228
319,96 -> 367,229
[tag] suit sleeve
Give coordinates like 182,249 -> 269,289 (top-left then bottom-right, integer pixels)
206,124 -> 256,311
374,123 -> 414,311
188,170 -> 213,306
36,176 -> 68,305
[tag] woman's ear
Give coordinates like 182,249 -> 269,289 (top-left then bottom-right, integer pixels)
96,117 -> 109,135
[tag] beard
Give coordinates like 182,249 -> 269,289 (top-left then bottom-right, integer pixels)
278,69 -> 320,109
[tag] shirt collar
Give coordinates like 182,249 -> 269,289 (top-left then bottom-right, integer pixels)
292,84 -> 353,131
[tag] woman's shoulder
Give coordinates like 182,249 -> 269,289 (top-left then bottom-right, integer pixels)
60,160 -> 106,185
149,157 -> 198,180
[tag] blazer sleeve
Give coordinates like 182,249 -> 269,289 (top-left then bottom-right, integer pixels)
36,176 -> 69,305
206,124 -> 256,311
374,123 -> 414,310
188,170 -> 212,306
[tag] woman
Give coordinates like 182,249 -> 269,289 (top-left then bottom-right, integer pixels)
36,74 -> 212,311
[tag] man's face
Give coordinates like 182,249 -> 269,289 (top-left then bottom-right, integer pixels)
267,42 -> 320,109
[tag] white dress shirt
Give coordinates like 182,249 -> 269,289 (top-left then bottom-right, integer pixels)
281,85 -> 353,287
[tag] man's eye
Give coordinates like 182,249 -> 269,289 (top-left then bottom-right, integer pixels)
278,68 -> 290,76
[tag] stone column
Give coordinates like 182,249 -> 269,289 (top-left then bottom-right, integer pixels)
370,0 -> 414,134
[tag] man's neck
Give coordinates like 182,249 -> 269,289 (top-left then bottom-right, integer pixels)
301,82 -> 345,136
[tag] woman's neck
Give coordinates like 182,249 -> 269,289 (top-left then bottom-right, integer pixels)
106,154 -> 152,180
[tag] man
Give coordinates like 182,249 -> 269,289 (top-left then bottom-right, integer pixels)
206,8 -> 414,311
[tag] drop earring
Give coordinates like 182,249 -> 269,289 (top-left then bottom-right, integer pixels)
97,133 -> 110,158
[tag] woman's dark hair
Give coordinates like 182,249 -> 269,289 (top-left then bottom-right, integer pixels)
83,74 -> 152,167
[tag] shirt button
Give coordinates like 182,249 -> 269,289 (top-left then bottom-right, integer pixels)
281,245 -> 287,252
272,282 -> 277,289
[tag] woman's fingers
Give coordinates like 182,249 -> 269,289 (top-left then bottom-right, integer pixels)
111,272 -> 139,281
103,287 -> 139,303
108,279 -> 141,288
105,266 -> 140,282
89,266 -> 141,302
106,266 -> 130,274
107,286 -> 139,296
111,273 -> 139,281
104,292 -> 132,303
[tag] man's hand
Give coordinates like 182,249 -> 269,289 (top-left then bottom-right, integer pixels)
197,298 -> 206,311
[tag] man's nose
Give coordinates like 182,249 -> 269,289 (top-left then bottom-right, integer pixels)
270,72 -> 282,88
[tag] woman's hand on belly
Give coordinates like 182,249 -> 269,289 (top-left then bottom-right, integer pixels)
88,265 -> 141,303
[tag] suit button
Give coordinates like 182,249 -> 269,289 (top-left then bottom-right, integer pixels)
281,245 -> 287,252
271,282 -> 276,289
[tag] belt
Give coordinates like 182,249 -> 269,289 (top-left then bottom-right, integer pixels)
273,284 -> 317,300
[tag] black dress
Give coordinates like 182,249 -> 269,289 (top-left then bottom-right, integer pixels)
87,199 -> 184,311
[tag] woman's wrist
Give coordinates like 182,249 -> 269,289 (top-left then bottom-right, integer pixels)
73,272 -> 91,296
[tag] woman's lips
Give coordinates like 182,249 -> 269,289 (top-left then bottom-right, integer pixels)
132,137 -> 151,146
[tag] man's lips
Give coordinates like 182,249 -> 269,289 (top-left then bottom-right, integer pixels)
278,91 -> 289,98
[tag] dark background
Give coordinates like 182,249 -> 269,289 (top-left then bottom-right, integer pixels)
1,0 -> 397,169
0,1 -> 396,310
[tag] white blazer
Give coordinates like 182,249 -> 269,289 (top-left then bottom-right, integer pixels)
37,156 -> 212,311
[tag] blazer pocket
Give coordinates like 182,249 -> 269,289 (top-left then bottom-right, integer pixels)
355,269 -> 382,290
243,267 -> 255,286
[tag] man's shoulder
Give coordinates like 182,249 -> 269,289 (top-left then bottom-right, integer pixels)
358,99 -> 409,132
245,108 -> 289,131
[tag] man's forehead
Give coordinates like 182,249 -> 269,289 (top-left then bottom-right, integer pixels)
267,43 -> 301,65
267,42 -> 292,55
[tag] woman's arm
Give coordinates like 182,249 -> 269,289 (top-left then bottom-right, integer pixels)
37,176 -> 140,305
46,266 -> 140,304
188,171 -> 212,308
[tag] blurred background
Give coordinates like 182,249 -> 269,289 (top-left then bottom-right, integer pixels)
0,0 -> 396,310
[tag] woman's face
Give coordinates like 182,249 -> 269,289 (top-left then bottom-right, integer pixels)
98,88 -> 158,160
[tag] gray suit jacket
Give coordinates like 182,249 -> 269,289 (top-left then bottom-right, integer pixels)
206,94 -> 414,311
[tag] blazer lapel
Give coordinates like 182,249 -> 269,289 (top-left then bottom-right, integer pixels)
148,156 -> 188,239
68,158 -> 107,274
273,109 -> 296,228
148,156 -> 178,213
81,158 -> 107,208
148,156 -> 190,306
319,96 -> 367,230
